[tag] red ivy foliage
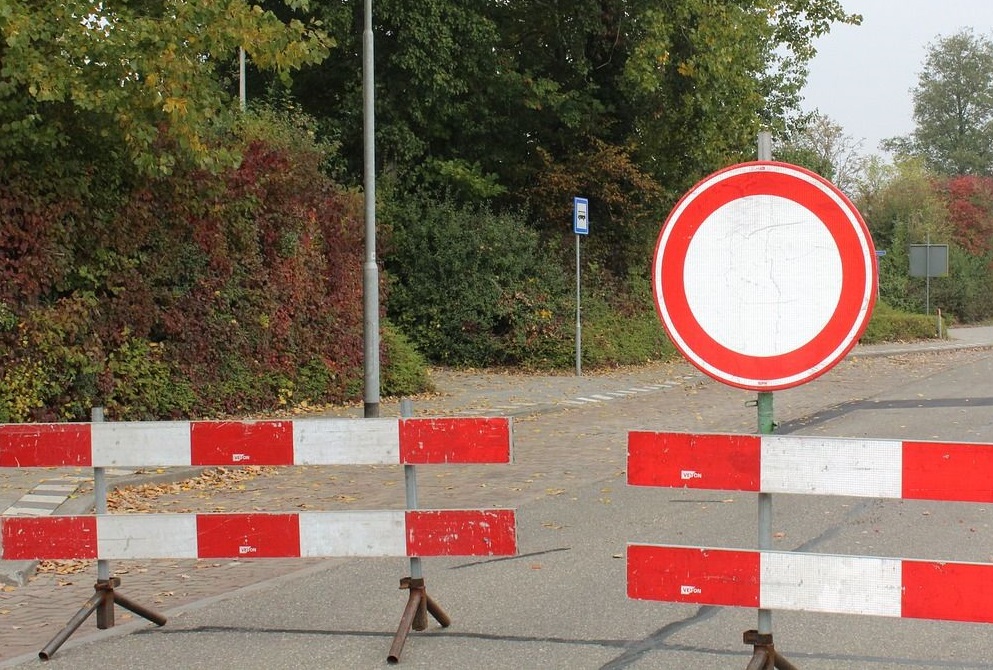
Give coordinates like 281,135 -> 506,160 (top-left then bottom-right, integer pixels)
1,136 -> 369,420
938,175 -> 993,257
0,174 -> 78,306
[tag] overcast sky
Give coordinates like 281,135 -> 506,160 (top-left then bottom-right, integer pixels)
801,1 -> 993,155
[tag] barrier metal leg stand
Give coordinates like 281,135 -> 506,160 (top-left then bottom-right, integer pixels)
39,407 -> 166,660
743,630 -> 799,670
40,576 -> 167,660
387,400 -> 452,664
388,576 -> 451,664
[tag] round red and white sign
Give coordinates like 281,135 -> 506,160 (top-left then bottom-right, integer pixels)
653,161 -> 877,391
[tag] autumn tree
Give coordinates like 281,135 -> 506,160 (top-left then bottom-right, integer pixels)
775,112 -> 866,195
886,29 -> 993,176
0,1 -> 330,174
938,175 -> 993,257
274,0 -> 860,217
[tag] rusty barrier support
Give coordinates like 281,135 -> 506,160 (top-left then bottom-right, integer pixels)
33,407 -> 168,660
627,431 -> 993,667
0,411 -> 516,662
39,576 -> 167,660
386,399 -> 454,664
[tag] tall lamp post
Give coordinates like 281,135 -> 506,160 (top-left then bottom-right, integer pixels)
362,0 -> 380,418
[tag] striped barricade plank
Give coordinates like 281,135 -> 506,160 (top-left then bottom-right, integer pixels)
627,544 -> 993,624
0,509 -> 517,561
628,431 -> 993,502
0,417 -> 512,468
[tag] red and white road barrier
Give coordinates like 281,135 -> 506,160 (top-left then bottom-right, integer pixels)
1,415 -> 517,661
0,417 -> 511,468
1,509 -> 516,561
628,545 -> 993,624
629,431 -> 993,502
0,417 -> 517,561
627,431 -> 993,624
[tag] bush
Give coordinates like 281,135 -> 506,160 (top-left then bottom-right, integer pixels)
384,193 -> 678,371
104,334 -> 196,420
860,301 -> 945,343
581,271 -> 676,367
926,247 -> 993,323
384,196 -> 574,368
381,321 -> 434,397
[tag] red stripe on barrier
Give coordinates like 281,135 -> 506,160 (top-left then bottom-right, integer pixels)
903,560 -> 993,623
190,421 -> 294,466
406,509 -> 516,556
627,432 -> 760,491
0,424 -> 92,468
903,441 -> 993,503
627,545 -> 760,607
1,516 -> 97,560
399,418 -> 511,464
196,514 -> 301,558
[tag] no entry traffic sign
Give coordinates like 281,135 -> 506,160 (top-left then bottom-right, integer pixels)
653,161 -> 877,390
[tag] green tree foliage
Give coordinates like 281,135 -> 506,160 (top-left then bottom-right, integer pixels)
886,29 -> 993,176
858,159 -> 949,252
855,160 -> 948,314
267,0 -> 505,193
0,1 -> 330,174
526,140 -> 663,277
853,161 -> 993,323
931,175 -> 993,322
273,0 -> 859,275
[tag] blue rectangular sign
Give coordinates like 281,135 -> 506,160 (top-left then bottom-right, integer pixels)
574,197 -> 589,235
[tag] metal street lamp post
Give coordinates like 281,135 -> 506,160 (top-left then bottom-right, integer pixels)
362,0 -> 380,418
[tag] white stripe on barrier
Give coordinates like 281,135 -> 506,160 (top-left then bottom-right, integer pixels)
92,422 -> 192,468
760,436 -> 902,498
293,419 -> 400,465
299,510 -> 406,557
98,515 -> 199,559
761,551 -> 902,617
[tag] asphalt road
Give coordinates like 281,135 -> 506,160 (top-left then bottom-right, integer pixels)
4,343 -> 993,669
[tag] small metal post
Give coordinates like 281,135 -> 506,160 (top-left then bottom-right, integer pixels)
925,232 -> 931,315
400,399 -> 422,582
399,399 -> 426,633
91,407 -> 114,629
388,399 -> 451,663
755,130 -> 774,639
758,132 -> 773,164
92,407 -> 108,583
239,48 -> 246,110
756,391 -> 774,638
575,233 -> 582,376
39,408 -> 166,660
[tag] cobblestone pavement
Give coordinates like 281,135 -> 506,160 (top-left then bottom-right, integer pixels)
1,328 -> 991,664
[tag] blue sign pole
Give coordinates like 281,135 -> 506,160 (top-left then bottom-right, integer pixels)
574,197 -> 589,376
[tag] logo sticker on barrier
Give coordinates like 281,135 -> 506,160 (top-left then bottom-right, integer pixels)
653,161 -> 877,390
